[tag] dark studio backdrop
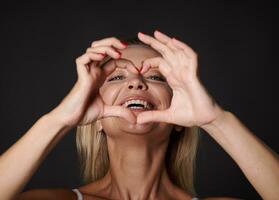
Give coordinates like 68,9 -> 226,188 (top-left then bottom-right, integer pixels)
0,1 -> 274,200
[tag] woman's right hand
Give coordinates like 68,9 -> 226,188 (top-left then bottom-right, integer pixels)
48,37 -> 136,128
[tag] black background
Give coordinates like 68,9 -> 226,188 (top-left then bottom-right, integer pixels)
0,1 -> 274,199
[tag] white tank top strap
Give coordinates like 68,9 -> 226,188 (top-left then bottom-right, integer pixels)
72,188 -> 83,200
71,188 -> 198,200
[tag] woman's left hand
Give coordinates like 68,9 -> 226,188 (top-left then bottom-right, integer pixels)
137,30 -> 225,127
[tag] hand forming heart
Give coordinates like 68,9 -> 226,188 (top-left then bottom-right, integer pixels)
48,38 -> 137,128
136,30 -> 224,127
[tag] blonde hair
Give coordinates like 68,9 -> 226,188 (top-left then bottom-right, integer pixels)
75,37 -> 200,196
76,124 -> 200,196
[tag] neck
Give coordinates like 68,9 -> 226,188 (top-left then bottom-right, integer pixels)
104,135 -> 176,200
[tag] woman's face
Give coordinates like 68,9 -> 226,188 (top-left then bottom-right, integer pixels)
99,45 -> 173,137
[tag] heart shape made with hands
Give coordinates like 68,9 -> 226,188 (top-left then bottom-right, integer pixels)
97,30 -> 221,128
103,58 -> 173,123
102,58 -> 147,75
103,59 -> 183,131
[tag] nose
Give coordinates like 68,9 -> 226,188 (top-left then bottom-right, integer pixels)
127,76 -> 147,90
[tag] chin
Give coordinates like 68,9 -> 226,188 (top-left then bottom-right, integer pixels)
117,117 -> 158,135
101,117 -> 159,136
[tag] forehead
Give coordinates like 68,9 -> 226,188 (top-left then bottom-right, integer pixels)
118,45 -> 160,67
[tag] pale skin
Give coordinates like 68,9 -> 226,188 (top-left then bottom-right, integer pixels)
0,30 -> 278,200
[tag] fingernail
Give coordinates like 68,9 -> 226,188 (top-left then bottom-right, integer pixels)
139,32 -> 145,35
115,50 -> 122,58
139,65 -> 143,73
121,41 -> 128,46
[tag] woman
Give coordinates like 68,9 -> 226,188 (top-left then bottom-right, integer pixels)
0,30 -> 278,200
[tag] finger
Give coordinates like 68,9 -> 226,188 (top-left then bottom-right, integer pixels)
138,32 -> 174,59
172,38 -> 196,57
76,52 -> 105,66
137,110 -> 170,124
100,59 -> 138,78
86,46 -> 121,59
141,57 -> 171,76
75,52 -> 105,75
102,105 -> 137,124
101,61 -> 117,77
154,30 -> 178,51
154,31 -> 193,64
114,59 -> 138,74
75,53 -> 104,82
91,37 -> 127,49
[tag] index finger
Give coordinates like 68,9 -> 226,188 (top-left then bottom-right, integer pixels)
141,57 -> 171,77
102,59 -> 138,77
91,37 -> 127,49
114,59 -> 138,74
137,32 -> 174,58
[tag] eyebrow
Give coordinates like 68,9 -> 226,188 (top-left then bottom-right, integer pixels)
100,57 -> 137,69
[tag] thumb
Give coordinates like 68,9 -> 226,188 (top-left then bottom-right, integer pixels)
137,110 -> 170,124
102,105 -> 137,124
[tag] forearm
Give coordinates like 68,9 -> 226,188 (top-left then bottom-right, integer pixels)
0,113 -> 71,200
201,111 -> 279,200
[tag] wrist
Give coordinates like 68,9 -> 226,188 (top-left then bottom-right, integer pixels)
200,107 -> 230,130
42,111 -> 74,134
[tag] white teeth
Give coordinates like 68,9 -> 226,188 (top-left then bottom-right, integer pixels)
122,99 -> 153,110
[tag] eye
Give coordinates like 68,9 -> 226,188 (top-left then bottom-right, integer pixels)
147,75 -> 166,82
108,75 -> 125,81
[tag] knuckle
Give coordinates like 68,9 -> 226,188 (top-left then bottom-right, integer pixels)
108,47 -> 117,54
175,49 -> 185,57
162,48 -> 169,55
84,52 -> 90,57
150,43 -> 157,50
109,37 -> 118,43
160,48 -> 167,55
192,52 -> 198,59
102,46 -> 110,51
91,41 -> 98,47
167,40 -> 173,46
75,57 -> 81,63
178,49 -> 184,54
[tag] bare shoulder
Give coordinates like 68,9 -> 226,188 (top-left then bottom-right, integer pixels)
201,197 -> 245,200
16,188 -> 77,200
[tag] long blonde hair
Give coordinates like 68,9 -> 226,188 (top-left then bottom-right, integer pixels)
76,124 -> 200,196
75,37 -> 200,196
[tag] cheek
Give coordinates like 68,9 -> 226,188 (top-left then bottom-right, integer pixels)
151,84 -> 173,107
99,84 -> 121,105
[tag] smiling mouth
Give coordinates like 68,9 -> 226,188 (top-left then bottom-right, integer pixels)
121,99 -> 155,111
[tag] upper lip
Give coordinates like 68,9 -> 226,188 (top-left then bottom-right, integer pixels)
118,95 -> 157,109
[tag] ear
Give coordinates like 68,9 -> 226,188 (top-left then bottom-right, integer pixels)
174,125 -> 184,132
95,120 -> 103,132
